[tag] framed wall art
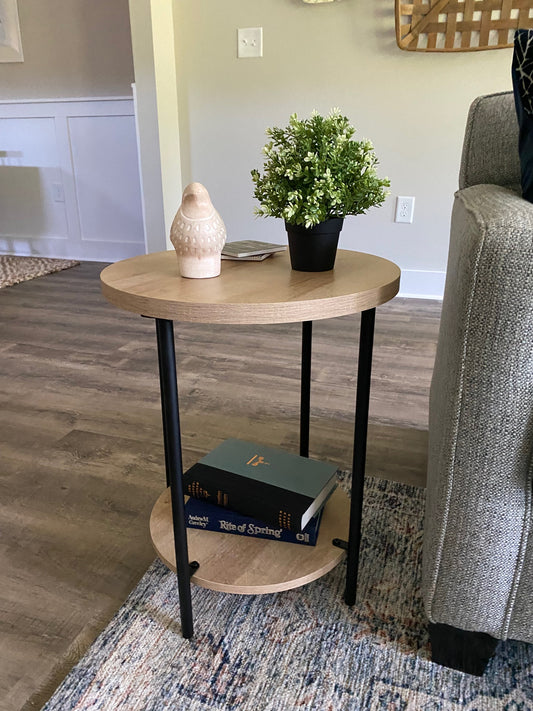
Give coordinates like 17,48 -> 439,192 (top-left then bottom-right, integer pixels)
0,0 -> 23,62
395,0 -> 533,52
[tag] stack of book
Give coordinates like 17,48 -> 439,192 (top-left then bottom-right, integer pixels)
221,240 -> 286,262
183,439 -> 338,547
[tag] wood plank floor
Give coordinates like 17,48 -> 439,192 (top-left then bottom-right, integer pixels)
0,261 -> 441,711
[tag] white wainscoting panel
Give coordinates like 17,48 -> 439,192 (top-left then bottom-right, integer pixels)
68,115 -> 145,257
0,117 -> 69,250
0,97 -> 146,261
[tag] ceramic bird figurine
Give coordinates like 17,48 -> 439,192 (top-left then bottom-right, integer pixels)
170,182 -> 226,278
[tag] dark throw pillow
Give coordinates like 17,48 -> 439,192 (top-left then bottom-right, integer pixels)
512,29 -> 533,203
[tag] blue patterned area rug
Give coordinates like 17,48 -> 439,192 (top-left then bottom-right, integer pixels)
42,477 -> 533,711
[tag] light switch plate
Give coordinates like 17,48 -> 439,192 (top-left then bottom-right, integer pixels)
237,27 -> 263,58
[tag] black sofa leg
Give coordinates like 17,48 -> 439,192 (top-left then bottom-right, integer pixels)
429,623 -> 499,676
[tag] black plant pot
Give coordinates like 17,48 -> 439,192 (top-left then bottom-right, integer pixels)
285,218 -> 344,272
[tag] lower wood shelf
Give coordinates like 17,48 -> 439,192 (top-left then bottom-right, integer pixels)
150,487 -> 350,595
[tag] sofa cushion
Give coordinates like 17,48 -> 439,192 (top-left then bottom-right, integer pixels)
512,29 -> 533,203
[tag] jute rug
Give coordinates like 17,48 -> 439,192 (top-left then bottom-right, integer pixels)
41,477 -> 533,711
0,255 -> 80,289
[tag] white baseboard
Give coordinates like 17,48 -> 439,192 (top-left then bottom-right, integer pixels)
398,269 -> 445,300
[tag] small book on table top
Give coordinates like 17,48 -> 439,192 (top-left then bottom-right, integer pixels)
221,252 -> 272,261
221,240 -> 287,258
182,438 -> 338,533
185,497 -> 323,545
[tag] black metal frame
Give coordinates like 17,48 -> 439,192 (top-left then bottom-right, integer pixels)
154,308 -> 376,637
155,318 -> 197,639
300,321 -> 312,458
344,308 -> 375,604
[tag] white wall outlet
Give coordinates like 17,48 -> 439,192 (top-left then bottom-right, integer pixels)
52,182 -> 65,202
395,196 -> 415,223
237,27 -> 263,58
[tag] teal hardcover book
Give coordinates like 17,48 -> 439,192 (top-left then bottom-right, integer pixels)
183,439 -> 338,532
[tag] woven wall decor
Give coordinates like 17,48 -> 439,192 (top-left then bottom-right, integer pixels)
395,0 -> 533,52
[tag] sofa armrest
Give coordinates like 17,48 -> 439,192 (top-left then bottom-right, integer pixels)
423,183 -> 533,641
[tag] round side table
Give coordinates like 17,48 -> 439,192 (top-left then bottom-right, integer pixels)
101,249 -> 400,638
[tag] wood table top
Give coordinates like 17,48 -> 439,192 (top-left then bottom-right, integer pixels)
100,249 -> 400,324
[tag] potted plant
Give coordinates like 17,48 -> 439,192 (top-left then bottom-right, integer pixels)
251,109 -> 390,271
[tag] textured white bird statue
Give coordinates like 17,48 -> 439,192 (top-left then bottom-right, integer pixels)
170,183 -> 227,278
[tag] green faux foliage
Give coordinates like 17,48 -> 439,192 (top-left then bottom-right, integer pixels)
251,109 -> 390,228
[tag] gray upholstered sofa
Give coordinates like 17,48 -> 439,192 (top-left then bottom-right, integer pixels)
422,91 -> 533,675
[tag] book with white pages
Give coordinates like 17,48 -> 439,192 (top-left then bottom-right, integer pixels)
222,240 -> 287,258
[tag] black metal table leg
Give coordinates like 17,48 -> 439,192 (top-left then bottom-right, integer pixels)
344,308 -> 376,606
300,321 -> 312,458
155,318 -> 195,638
156,321 -> 172,490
